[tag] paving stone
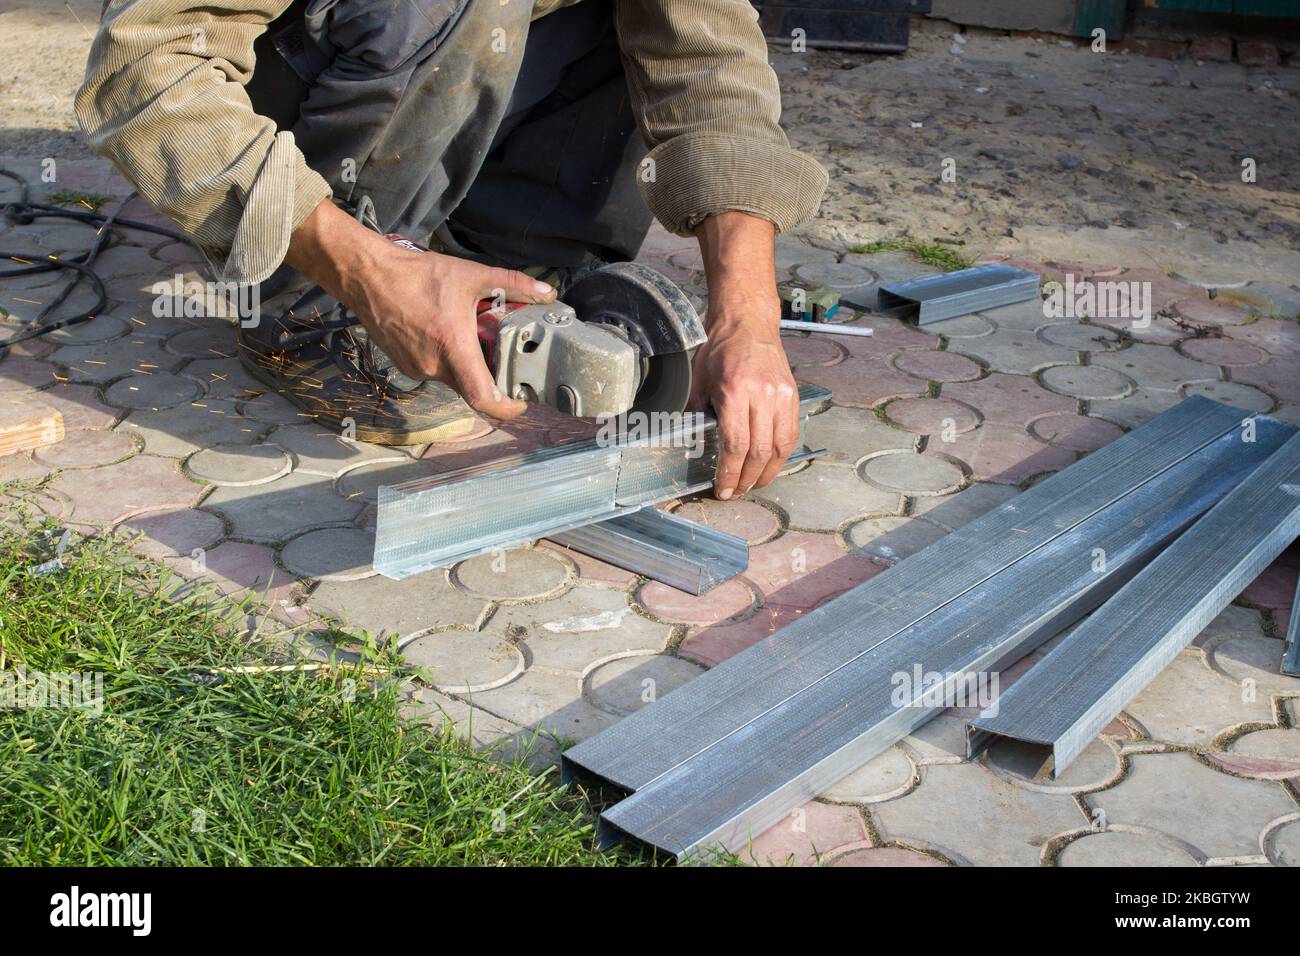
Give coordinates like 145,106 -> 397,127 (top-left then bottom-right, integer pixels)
1268,403 -> 1300,427
1181,380 -> 1274,412
823,746 -> 918,804
0,355 -> 57,393
943,372 -> 1076,428
1222,282 -> 1300,320
757,460 -> 902,529
280,527 -> 375,581
48,455 -> 200,525
204,470 -> 364,542
1057,829 -> 1199,867
493,587 -> 670,673
679,605 -> 807,667
1037,322 -> 1121,353
402,687 -> 556,770
1089,752 -> 1294,861
795,357 -> 928,407
740,801 -> 870,867
164,539 -> 294,604
586,653 -> 706,717
44,313 -> 132,345
837,314 -> 939,360
162,324 -> 238,358
1029,412 -> 1125,452
467,667 -> 619,741
1227,728 -> 1300,774
910,482 -> 1020,530
311,570 -> 488,639
943,423 -> 1075,485
951,328 -> 1077,375
1125,650 -> 1274,748
1208,635 -> 1300,697
1241,551 -> 1299,609
985,738 -> 1122,794
402,628 -> 526,693
873,761 -> 1086,866
104,371 -> 203,409
1040,363 -> 1135,400
978,298 -> 1054,332
1234,356 -> 1300,405
891,350 -> 983,385
1224,317 -> 1300,356
264,424 -> 405,477
1264,818 -> 1300,867
801,404 -> 915,464
34,429 -> 135,468
1180,337 -> 1268,368
452,547 -> 570,601
117,398 -> 262,457
536,541 -> 639,588
638,577 -> 756,625
182,357 -> 264,401
1115,269 -> 1208,313
334,458 -> 445,504
117,507 -> 224,560
1087,385 -> 1181,430
1092,342 -> 1221,392
921,313 -> 996,338
185,442 -> 292,486
781,332 -> 847,370
884,396 -> 980,436
1173,297 -> 1251,327
859,450 -> 964,496
744,531 -> 881,611
1193,603 -> 1266,648
237,390 -> 315,425
1092,312 -> 1187,346
846,514 -> 950,565
670,497 -> 781,544
828,846 -> 947,867
50,335 -> 185,385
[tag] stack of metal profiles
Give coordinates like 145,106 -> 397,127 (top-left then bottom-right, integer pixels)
372,384 -> 831,581
561,397 -> 1300,861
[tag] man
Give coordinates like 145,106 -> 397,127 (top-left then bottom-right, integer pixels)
76,0 -> 827,499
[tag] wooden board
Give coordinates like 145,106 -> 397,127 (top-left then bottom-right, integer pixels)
0,400 -> 64,458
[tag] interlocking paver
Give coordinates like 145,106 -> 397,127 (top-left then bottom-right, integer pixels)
1088,752 -> 1294,862
117,398 -> 262,457
104,371 -> 203,409
823,746 -> 917,804
1087,385 -> 1180,430
890,349 -> 983,382
45,313 -> 132,345
756,460 -> 901,529
943,372 -> 1075,428
402,688 -> 551,769
951,327 -> 1076,375
846,513 -> 950,564
204,470 -> 364,542
1224,316 -> 1300,355
264,423 -> 406,477
1182,379 -> 1274,412
741,801 -> 870,867
280,527 -> 376,581
1227,728 -> 1300,773
1223,281 -> 1300,319
1040,363 -> 1135,400
164,539 -> 291,602
1124,649 -> 1275,748
1233,356 -> 1300,405
872,761 -> 1086,866
185,443 -> 292,486
585,653 -> 706,717
922,313 -> 996,338
828,846 -> 947,867
638,577 -> 755,625
1038,322 -> 1120,352
670,497 -> 781,543
984,737 -> 1122,794
181,357 -> 264,401
1180,336 -> 1268,368
1028,412 -> 1125,452
0,355 -> 57,392
466,667 -> 619,741
1173,297 -> 1251,327
1207,634 -> 1300,697
48,455 -> 200,525
493,587 -> 670,673
884,396 -> 980,436
941,423 -> 1075,485
1091,342 -> 1220,391
910,481 -> 1020,530
836,314 -> 938,359
795,356 -> 928,407
117,507 -> 225,560
311,570 -> 487,640
334,458 -> 444,504
34,429 -> 135,468
50,335 -> 185,385
1113,268 -> 1208,313
402,628 -> 526,693
859,450 -> 965,496
162,324 -> 238,358
977,298 -> 1053,332
679,605 -> 807,667
536,541 -> 639,588
1056,829 -> 1199,867
745,530 -> 881,610
801,404 -> 915,464
1263,818 -> 1300,867
452,547 -> 570,601
781,332 -> 846,369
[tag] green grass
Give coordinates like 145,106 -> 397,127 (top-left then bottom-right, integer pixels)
0,516 -> 649,866
851,238 -> 976,272
43,189 -> 111,211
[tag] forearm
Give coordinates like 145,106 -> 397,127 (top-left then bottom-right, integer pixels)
695,211 -> 780,334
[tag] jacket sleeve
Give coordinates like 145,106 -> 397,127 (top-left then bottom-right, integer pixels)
613,0 -> 827,236
75,0 -> 333,284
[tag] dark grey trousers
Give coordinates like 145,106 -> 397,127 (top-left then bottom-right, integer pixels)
245,0 -> 653,345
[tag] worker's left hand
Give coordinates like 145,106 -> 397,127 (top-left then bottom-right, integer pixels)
689,292 -> 801,500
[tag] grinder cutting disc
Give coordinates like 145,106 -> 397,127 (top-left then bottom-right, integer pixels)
562,262 -> 706,414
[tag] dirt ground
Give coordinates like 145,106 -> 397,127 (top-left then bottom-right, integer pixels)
3,1 -> 1299,283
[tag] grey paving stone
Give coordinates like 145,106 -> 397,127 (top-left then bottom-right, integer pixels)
1089,752 -> 1294,861
280,527 -> 376,581
801,404 -> 916,463
45,314 -> 131,345
402,628 -> 526,693
104,371 -> 204,409
1125,650 -> 1273,747
403,688 -> 556,771
1088,385 -> 1181,430
1229,728 -> 1300,762
492,587 -> 671,673
921,313 -> 996,338
1264,817 -> 1300,867
1232,281 -> 1300,319
1038,322 -> 1121,352
185,442 -> 292,486
1091,343 -> 1220,391
792,261 -> 877,309
859,450 -> 965,496
1040,364 -> 1135,400
755,460 -> 902,530
334,458 -> 445,504
1208,634 -> 1300,697
901,713 -> 970,766
467,667 -> 620,742
872,761 -> 1086,866
951,327 -> 1077,375
162,324 -> 238,358
204,470 -> 364,542
237,390 -> 314,425
182,357 -> 265,402
1192,603 -> 1267,649
978,298 -> 1054,332
265,424 -> 407,477
846,513 -> 950,564
586,653 -> 706,717
116,398 -> 263,457
51,336 -> 185,384
452,547 -> 571,601
1182,380 -> 1275,412
310,568 -> 488,639
1268,404 -> 1300,427
984,738 -> 1123,794
822,745 -> 917,804
1057,829 -> 1199,867
909,481 -> 1021,530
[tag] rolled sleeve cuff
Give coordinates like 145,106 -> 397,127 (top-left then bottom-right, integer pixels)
638,133 -> 828,237
219,131 -> 333,285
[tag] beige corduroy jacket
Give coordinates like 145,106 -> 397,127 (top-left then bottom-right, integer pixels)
75,0 -> 827,284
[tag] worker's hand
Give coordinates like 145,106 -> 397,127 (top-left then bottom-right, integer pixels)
285,199 -> 556,420
689,294 -> 801,500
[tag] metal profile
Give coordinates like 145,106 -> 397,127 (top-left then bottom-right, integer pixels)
969,430 -> 1300,777
1283,567 -> 1300,678
373,384 -> 830,579
550,507 -> 748,595
581,419 -> 1295,859
877,263 -> 1041,325
562,397 -> 1259,796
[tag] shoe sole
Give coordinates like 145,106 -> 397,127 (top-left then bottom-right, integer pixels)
237,349 -> 478,446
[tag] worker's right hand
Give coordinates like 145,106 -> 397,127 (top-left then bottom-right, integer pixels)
285,199 -> 556,420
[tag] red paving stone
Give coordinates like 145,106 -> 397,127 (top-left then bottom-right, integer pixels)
1180,337 -> 1268,368
1115,268 -> 1208,312
164,540 -> 293,603
1203,753 -> 1300,781
740,801 -> 870,866
782,334 -> 847,369
1233,356 -> 1300,404
671,497 -> 781,544
34,429 -> 136,468
745,531 -> 882,609
679,605 -> 807,667
945,423 -> 1076,485
639,577 -> 756,625
796,357 -> 928,407
1240,552 -> 1299,610
1173,297 -> 1251,327
118,507 -> 225,560
892,349 -> 983,383
536,542 -> 638,589
31,382 -> 120,431
884,396 -> 981,435
1224,317 -> 1300,356
48,455 -> 201,525
838,315 -> 939,359
1028,413 -> 1125,453
942,372 -> 1076,428
0,355 -> 57,392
